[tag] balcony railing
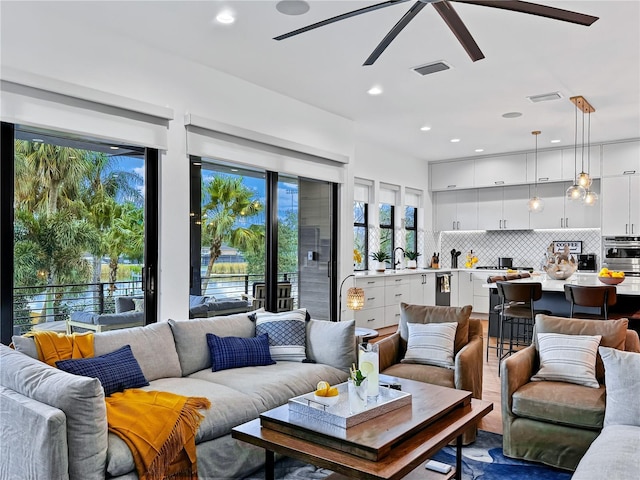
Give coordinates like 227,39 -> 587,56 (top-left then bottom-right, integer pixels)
12,273 -> 299,335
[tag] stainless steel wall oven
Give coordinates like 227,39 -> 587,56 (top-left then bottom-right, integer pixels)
602,236 -> 640,276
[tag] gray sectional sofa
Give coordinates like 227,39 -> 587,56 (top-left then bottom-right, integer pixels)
1,312 -> 356,480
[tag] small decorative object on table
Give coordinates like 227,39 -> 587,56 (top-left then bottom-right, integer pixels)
464,250 -> 478,269
359,342 -> 379,399
348,364 -> 368,414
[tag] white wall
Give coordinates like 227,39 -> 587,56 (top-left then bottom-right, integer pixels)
1,3 -> 431,320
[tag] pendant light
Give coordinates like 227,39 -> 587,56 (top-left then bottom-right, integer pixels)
576,99 -> 592,189
583,109 -> 598,206
528,130 -> 544,213
566,96 -> 586,201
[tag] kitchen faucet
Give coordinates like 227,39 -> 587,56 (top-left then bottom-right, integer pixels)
393,247 -> 405,270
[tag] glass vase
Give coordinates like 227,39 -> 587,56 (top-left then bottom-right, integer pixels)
359,342 -> 379,400
347,377 -> 368,414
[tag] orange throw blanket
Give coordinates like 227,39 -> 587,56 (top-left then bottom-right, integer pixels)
26,330 -> 94,366
107,390 -> 210,480
28,331 -> 211,479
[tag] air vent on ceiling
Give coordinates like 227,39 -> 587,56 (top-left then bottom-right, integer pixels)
412,61 -> 451,76
527,92 -> 563,103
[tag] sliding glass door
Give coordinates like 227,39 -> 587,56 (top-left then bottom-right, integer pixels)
1,123 -> 157,341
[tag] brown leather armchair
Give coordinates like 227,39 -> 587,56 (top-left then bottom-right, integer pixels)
375,303 -> 483,444
502,314 -> 640,470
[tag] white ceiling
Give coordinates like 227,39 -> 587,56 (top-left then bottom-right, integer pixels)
6,1 -> 640,161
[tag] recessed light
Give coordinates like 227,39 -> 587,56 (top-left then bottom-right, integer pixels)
502,112 -> 522,119
550,139 -> 561,144
216,11 -> 235,24
230,168 -> 239,172
276,1 -> 310,16
450,138 -> 461,143
475,148 -> 484,153
367,86 -> 383,96
420,126 -> 431,132
32,138 -> 44,143
110,146 -> 119,150
192,162 -> 202,166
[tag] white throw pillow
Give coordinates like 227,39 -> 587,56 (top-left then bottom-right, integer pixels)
531,332 -> 602,388
599,346 -> 640,427
401,321 -> 458,368
254,308 -> 308,362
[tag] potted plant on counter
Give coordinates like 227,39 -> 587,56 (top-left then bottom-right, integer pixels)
404,251 -> 421,269
370,251 -> 391,272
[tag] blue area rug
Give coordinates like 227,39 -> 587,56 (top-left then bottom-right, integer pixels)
245,430 -> 572,480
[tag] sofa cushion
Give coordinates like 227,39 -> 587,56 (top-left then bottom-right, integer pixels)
254,308 -> 308,362
306,319 -> 356,373
512,381 -> 605,429
207,333 -> 276,371
0,344 -> 108,479
399,303 -> 471,354
402,321 -> 457,368
169,312 -> 258,376
56,345 -> 149,396
599,346 -> 640,427
11,334 -> 39,359
531,333 -> 601,388
94,322 -> 182,381
207,297 -> 249,312
534,315 -> 628,381
189,295 -> 208,308
189,361 -> 348,411
382,362 -> 455,389
572,425 -> 640,480
115,296 -> 143,314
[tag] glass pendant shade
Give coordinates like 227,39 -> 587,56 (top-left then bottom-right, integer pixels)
346,287 -> 365,310
583,190 -> 598,206
566,183 -> 586,201
577,171 -> 592,188
528,196 -> 544,213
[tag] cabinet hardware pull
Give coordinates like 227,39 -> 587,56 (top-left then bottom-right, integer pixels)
626,224 -> 629,234
367,281 -> 376,284
623,170 -> 636,175
457,221 -> 460,229
447,184 -> 456,188
633,224 -> 635,234
367,297 -> 375,301
560,218 -> 564,228
494,180 -> 504,185
367,318 -> 375,322
453,221 -> 456,230
499,219 -> 502,229
395,294 -> 402,297
395,313 -> 400,317
504,219 -> 507,229
539,177 -> 549,182
395,278 -> 402,282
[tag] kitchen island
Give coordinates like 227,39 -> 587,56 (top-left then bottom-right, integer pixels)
484,273 -> 640,334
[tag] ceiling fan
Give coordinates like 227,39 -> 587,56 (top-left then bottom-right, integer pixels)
274,0 -> 598,65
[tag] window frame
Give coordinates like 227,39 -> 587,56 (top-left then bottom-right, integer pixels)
405,205 -> 418,254
353,201 -> 368,271
379,202 -> 395,263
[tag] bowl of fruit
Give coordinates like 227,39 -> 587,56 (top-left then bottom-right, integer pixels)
598,268 -> 625,285
313,380 -> 340,406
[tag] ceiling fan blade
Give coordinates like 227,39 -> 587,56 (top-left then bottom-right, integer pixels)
452,0 -> 598,26
432,1 -> 485,62
364,1 -> 428,66
274,0 -> 411,41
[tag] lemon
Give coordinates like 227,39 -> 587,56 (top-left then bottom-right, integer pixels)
316,381 -> 330,396
326,387 -> 339,397
360,361 -> 374,376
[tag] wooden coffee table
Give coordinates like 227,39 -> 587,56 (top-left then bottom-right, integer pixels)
232,377 -> 492,480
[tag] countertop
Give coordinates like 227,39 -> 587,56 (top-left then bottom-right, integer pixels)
483,272 -> 640,296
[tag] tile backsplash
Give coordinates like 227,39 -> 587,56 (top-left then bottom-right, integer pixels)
439,229 -> 601,270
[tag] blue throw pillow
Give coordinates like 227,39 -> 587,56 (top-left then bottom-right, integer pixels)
206,333 -> 276,372
56,345 -> 149,396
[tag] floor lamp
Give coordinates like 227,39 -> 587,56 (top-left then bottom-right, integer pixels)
338,274 -> 365,321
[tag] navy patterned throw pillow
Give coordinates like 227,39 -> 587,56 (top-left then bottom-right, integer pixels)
206,333 -> 276,372
56,345 -> 149,396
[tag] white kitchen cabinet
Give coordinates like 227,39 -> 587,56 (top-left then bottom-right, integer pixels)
528,181 -> 600,229
354,275 -> 412,329
561,145 -> 601,181
434,189 -> 478,231
602,141 -> 640,177
477,185 -> 530,230
410,273 -> 436,306
472,271 -> 490,314
474,154 -> 527,188
455,271 -> 474,309
430,160 -> 475,191
601,175 -> 640,236
526,149 -> 563,183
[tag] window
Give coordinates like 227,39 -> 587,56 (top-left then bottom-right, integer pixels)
379,203 -> 394,263
353,201 -> 368,270
405,206 -> 417,253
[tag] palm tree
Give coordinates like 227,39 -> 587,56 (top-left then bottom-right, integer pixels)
105,202 -> 144,294
201,176 -> 264,291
